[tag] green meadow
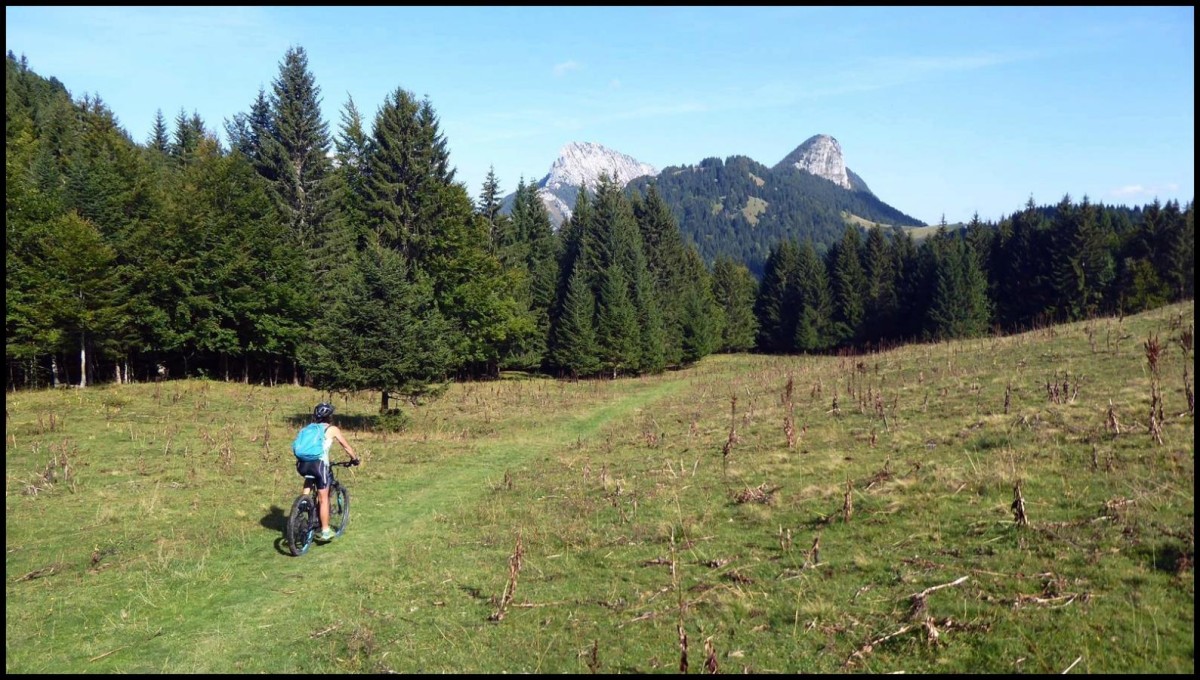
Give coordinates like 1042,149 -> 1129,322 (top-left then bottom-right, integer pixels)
6,302 -> 1193,674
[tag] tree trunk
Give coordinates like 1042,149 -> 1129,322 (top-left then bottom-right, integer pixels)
115,363 -> 122,385
381,390 -> 390,414
51,355 -> 60,388
79,334 -> 87,388
292,360 -> 300,386
243,356 -> 250,384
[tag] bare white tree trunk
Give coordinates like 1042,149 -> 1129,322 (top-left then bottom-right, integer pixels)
51,355 -> 60,388
79,334 -> 87,388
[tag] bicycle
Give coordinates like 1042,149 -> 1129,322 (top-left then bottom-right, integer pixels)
286,460 -> 358,556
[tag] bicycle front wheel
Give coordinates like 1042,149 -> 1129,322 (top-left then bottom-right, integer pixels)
330,484 -> 350,537
286,494 -> 316,556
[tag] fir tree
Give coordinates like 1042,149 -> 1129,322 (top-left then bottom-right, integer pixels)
552,264 -> 600,378
148,108 -> 169,153
305,242 -> 454,413
268,46 -> 333,250
710,255 -> 758,352
754,240 -> 801,352
794,240 -> 835,352
829,225 -> 866,345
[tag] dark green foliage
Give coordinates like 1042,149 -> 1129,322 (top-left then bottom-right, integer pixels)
626,154 -> 924,276
303,243 -> 453,412
266,46 -> 333,250
794,241 -> 836,352
148,108 -> 169,153
594,264 -> 640,376
926,237 -> 990,340
633,183 -> 691,366
710,255 -> 758,352
170,108 -> 204,162
1051,195 -> 1114,320
861,226 -> 899,343
496,179 -> 560,370
678,248 -> 721,363
551,265 -> 600,378
828,226 -> 867,345
477,165 -> 508,252
754,240 -> 801,353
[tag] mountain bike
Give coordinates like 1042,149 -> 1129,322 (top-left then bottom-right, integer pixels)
286,460 -> 358,556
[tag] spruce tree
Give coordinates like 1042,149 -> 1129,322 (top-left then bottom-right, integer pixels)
304,242 -> 454,413
633,183 -> 690,366
710,255 -> 758,352
267,46 -> 333,250
795,240 -> 835,352
829,226 -> 866,345
148,108 -> 169,153
754,240 -> 801,352
552,264 -> 600,378
862,226 -> 898,343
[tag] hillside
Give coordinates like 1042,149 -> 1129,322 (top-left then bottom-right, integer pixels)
629,154 -> 925,276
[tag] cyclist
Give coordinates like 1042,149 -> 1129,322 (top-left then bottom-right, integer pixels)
295,402 -> 359,541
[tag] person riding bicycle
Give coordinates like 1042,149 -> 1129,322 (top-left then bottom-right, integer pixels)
294,402 -> 359,541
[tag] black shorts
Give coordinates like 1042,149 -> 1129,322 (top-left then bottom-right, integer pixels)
295,459 -> 331,490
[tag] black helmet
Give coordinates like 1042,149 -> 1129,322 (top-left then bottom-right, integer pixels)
314,402 -> 334,421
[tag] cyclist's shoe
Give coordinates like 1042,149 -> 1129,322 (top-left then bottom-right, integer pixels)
316,528 -> 337,542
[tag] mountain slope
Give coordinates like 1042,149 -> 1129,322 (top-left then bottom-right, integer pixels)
628,141 -> 924,277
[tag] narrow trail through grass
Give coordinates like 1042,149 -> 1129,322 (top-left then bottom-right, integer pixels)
32,375 -> 687,673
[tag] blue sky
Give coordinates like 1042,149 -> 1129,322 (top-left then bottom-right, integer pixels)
6,6 -> 1194,225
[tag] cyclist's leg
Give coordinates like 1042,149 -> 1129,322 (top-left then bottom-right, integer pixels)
316,461 -> 332,532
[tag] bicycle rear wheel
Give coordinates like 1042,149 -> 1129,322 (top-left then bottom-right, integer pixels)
286,494 -> 316,556
330,484 -> 350,537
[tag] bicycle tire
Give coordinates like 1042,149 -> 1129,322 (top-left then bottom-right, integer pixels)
286,494 -> 316,556
330,483 -> 350,537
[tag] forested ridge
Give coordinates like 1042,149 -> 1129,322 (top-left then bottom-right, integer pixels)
627,154 -> 925,278
6,50 -> 1193,407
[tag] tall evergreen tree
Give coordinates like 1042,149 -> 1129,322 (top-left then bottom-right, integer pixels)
678,248 -> 720,363
1052,195 -> 1113,319
148,108 -> 169,153
754,240 -> 801,352
267,46 -> 333,250
633,183 -> 690,366
477,165 -> 509,253
794,240 -> 835,352
710,255 -> 758,352
304,242 -> 454,413
551,264 -> 600,378
861,226 -> 899,343
927,238 -> 990,340
828,226 -> 867,345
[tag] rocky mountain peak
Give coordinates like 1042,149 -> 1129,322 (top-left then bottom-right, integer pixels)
774,134 -> 853,190
542,141 -> 658,194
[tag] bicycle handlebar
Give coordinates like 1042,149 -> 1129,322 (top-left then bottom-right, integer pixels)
331,460 -> 360,468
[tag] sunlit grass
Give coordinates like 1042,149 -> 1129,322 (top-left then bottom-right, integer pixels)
6,302 -> 1193,673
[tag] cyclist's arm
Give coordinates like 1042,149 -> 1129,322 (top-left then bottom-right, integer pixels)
327,425 -> 358,462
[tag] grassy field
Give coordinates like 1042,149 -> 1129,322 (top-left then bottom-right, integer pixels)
6,302 -> 1194,673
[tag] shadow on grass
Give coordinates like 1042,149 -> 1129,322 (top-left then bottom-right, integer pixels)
261,505 -> 288,532
1135,541 -> 1194,574
262,505 -> 297,556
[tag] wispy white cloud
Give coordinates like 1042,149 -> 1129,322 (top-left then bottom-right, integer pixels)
553,60 -> 582,77
1110,183 -> 1181,198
